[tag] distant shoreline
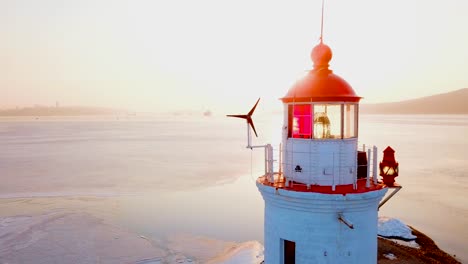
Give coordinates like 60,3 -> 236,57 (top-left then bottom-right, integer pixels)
361,88 -> 468,115
0,106 -> 127,117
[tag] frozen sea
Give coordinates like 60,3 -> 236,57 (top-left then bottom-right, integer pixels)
0,114 -> 467,263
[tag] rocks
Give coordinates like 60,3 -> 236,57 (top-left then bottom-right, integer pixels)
378,227 -> 460,264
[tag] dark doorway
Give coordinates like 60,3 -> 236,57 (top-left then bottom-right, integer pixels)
357,151 -> 368,179
284,239 -> 296,264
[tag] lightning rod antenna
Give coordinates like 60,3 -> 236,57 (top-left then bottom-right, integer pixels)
320,0 -> 325,43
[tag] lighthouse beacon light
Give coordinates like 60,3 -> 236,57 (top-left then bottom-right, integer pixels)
227,2 -> 403,264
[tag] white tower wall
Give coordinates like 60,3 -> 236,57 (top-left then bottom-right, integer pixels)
283,139 -> 358,186
257,183 -> 387,264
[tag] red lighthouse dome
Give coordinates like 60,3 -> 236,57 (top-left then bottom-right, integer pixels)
282,42 -> 360,103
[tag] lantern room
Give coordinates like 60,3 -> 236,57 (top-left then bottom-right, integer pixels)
283,43 -> 361,138
280,42 -> 362,188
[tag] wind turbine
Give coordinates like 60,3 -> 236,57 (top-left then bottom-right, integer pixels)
227,98 -> 260,148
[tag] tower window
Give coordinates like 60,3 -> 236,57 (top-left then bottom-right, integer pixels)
313,104 -> 341,139
288,104 -> 312,138
344,104 -> 358,138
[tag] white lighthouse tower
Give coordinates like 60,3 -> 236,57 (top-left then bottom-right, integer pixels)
228,7 -> 403,263
254,40 -> 389,264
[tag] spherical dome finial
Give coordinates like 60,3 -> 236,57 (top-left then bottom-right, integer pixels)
311,42 -> 332,68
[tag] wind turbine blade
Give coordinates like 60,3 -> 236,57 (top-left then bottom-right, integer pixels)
227,97 -> 260,138
226,114 -> 248,119
248,98 -> 261,117
248,117 -> 258,137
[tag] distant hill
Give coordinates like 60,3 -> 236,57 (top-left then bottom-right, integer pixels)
0,106 -> 127,116
361,88 -> 468,114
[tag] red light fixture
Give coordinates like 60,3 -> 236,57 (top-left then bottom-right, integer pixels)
379,146 -> 399,186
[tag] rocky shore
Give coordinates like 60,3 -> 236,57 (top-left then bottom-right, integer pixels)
378,227 -> 460,264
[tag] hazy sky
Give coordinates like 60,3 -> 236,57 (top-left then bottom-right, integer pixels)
2,0 -> 467,112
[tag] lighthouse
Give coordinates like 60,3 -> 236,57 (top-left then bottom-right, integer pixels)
227,6 -> 402,263
254,40 -> 390,264
226,36 -> 403,262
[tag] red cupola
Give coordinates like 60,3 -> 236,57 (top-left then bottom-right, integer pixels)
281,42 -> 361,103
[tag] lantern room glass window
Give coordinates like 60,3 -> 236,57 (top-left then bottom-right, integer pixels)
289,104 -> 312,138
313,104 -> 341,139
287,103 -> 356,139
343,104 -> 358,138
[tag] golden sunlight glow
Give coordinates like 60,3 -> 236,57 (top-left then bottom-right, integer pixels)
1,0 -> 467,113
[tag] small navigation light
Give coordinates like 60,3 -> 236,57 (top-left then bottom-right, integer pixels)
379,146 -> 399,186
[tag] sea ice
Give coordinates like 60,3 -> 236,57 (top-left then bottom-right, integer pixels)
0,211 -> 264,264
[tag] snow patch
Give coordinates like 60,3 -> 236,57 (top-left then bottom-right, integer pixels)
383,253 -> 397,260
378,216 -> 417,240
386,238 -> 420,249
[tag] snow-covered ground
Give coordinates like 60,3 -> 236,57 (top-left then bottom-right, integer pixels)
378,216 -> 420,249
378,216 -> 417,240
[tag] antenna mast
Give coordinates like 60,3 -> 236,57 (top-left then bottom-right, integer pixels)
320,0 -> 325,43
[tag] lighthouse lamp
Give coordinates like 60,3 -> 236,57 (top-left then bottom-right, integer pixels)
379,146 -> 399,186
